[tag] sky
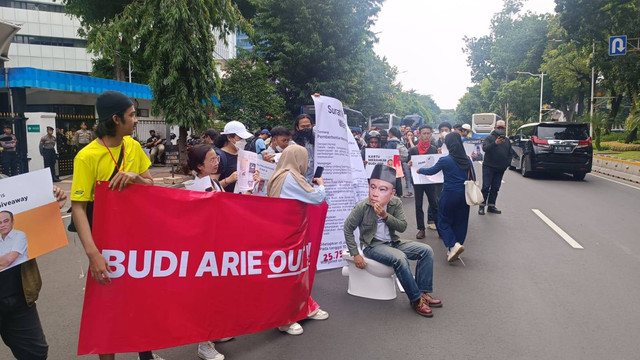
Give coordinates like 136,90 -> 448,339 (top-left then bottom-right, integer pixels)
372,0 -> 557,110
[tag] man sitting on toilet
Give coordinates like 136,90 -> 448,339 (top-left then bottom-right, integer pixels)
343,164 -> 442,317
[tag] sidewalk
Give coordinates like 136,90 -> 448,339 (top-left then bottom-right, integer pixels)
592,154 -> 640,184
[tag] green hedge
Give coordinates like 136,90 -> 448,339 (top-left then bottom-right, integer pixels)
601,141 -> 640,151
600,132 -> 627,142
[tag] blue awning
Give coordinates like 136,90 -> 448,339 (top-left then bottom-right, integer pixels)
1,67 -> 220,105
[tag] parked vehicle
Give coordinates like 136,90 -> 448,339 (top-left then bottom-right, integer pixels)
472,113 -> 498,137
510,122 -> 592,180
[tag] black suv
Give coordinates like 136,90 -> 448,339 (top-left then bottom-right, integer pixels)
510,122 -> 592,180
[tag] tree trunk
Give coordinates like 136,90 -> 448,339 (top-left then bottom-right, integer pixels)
178,126 -> 189,174
566,100 -> 576,122
607,92 -> 623,134
114,56 -> 125,82
576,91 -> 584,116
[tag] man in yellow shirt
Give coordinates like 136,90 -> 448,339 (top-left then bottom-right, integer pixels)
70,91 -> 161,360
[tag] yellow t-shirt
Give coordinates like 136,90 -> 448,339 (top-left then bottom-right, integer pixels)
71,136 -> 151,202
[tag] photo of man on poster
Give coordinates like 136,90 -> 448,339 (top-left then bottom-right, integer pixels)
0,210 -> 29,272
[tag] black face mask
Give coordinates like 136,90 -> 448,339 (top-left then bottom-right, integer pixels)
300,128 -> 314,140
495,128 -> 506,136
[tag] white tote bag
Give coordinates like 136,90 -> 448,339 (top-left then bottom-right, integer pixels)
464,167 -> 484,206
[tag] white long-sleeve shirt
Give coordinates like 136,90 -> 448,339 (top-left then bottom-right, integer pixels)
279,173 -> 325,205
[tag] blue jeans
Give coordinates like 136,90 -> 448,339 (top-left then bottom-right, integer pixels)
363,241 -> 434,303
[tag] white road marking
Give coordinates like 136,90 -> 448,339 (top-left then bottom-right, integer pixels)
531,209 -> 584,249
61,214 -> 71,219
589,173 -> 640,191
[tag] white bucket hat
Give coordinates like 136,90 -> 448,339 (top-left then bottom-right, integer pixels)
220,120 -> 252,139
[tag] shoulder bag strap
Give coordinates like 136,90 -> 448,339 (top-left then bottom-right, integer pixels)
108,145 -> 125,181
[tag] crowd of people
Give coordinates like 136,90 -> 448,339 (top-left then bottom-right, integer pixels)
0,89 -> 516,359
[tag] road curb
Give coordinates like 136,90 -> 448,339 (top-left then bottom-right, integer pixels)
592,155 -> 640,184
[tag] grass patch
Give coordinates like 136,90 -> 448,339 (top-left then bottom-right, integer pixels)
605,151 -> 640,161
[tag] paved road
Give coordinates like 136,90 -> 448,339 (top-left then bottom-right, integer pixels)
2,166 -> 640,359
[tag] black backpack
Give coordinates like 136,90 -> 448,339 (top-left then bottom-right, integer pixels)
244,137 -> 258,152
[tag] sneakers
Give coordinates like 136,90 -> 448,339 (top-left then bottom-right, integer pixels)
403,192 -> 414,198
198,341 -> 225,360
138,354 -> 166,360
410,297 -> 433,317
416,230 -> 426,239
308,308 -> 329,320
488,206 -> 502,214
427,223 -> 437,230
278,322 -> 303,335
447,242 -> 464,262
478,206 -> 485,215
214,337 -> 233,342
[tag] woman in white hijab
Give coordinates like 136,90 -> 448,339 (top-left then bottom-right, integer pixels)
267,144 -> 329,335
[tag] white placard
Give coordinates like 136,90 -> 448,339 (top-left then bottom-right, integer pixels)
236,150 -> 258,192
252,159 -> 277,197
0,169 -> 67,272
463,138 -> 484,161
410,154 -> 444,184
364,148 -> 400,177
0,169 -> 55,213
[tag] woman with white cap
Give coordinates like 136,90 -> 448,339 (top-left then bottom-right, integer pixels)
212,120 -> 253,193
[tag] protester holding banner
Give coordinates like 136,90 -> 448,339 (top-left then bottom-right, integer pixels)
418,132 -> 474,263
182,144 -> 229,360
212,121 -> 253,193
343,164 -> 442,317
70,91 -> 161,360
408,125 -> 441,240
267,144 -> 329,334
386,127 -> 407,197
185,144 -> 224,193
0,182 -> 66,360
291,114 -> 315,182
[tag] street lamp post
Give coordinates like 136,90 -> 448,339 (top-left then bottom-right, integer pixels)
589,41 -> 595,137
515,71 -> 545,122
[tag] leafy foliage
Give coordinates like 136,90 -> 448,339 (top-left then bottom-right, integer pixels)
218,54 -> 288,131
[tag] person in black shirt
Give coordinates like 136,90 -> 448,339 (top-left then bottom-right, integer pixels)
144,130 -> 165,164
212,121 -> 253,192
0,125 -> 18,176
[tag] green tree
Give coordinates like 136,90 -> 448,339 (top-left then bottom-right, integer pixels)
253,0 -> 384,115
350,51 -> 397,119
218,55 -> 288,131
68,0 -> 247,170
556,0 -> 640,138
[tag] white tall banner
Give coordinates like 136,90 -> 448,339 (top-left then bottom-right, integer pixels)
313,95 -> 368,270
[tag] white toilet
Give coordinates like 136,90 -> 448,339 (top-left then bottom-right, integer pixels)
341,249 -> 397,300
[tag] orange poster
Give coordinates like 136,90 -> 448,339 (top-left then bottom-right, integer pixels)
0,169 -> 68,272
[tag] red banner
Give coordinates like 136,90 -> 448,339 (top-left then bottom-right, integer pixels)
78,182 -> 328,355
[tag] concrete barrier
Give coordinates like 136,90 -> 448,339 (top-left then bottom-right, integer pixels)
593,155 -> 640,183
